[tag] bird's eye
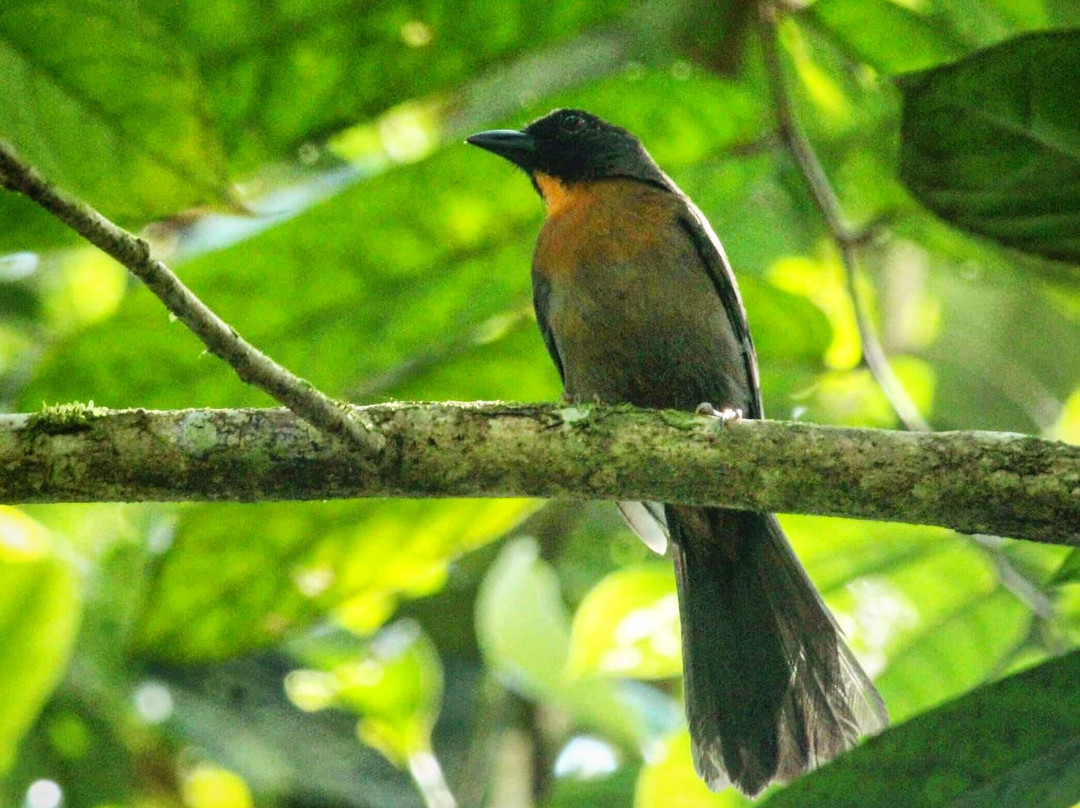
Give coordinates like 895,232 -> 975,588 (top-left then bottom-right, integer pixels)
561,113 -> 584,133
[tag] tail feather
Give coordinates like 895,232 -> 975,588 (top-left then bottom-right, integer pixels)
666,507 -> 887,796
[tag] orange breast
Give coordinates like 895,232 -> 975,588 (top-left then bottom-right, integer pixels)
533,175 -> 670,283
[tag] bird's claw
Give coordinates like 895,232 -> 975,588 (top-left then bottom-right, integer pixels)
695,402 -> 743,425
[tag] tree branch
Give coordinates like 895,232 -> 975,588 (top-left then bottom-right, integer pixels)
2,403 -> 1077,545
0,141 -> 376,451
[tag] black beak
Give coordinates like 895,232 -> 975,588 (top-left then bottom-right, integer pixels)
465,129 -> 536,167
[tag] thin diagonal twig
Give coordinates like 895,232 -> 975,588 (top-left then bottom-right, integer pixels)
755,1 -> 1062,648
756,2 -> 930,432
0,140 -> 377,451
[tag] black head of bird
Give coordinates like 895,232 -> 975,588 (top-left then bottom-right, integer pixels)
466,108 -> 667,188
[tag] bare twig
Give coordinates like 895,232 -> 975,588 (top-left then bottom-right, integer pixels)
756,1 -> 1061,647
0,141 -> 376,450
756,2 -> 930,432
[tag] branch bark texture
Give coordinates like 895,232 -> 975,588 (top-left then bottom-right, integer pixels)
2,403 -> 1077,546
0,141 -> 373,450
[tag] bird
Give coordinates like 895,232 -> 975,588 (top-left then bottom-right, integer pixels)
466,109 -> 888,796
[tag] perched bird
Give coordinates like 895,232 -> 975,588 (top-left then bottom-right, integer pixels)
467,109 -> 888,796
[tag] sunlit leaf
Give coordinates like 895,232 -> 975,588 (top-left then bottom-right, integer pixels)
899,31 -> 1080,262
874,589 -> 1028,721
149,0 -> 632,174
0,1 -> 231,231
152,655 -> 425,807
801,357 -> 935,428
810,0 -> 967,73
288,620 -> 443,766
635,731 -> 750,808
759,650 -> 1080,808
0,508 -> 81,776
1050,549 -> 1080,587
475,538 -> 645,747
568,564 -> 681,681
136,498 -> 536,660
1052,388 -> 1080,445
181,763 -> 255,808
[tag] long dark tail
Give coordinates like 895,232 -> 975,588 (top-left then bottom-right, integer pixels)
666,506 -> 888,797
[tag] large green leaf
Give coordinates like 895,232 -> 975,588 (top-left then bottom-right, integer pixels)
567,563 -> 681,681
0,0 -> 230,233
149,0 -> 634,174
475,538 -> 646,747
899,31 -> 1080,263
760,650 -> 1080,808
810,0 -> 967,73
0,508 -> 81,776
136,498 -> 536,660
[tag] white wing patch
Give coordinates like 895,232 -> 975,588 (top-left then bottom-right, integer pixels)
617,500 -> 669,555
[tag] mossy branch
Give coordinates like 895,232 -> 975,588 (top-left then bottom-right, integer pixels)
0,140 -> 374,451
2,403 -> 1077,546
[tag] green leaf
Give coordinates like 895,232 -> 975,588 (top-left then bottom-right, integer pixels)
136,498 -> 536,660
286,620 -> 444,766
475,538 -> 646,747
0,507 -> 81,776
568,564 -> 681,680
1050,548 -> 1080,586
810,0 -> 967,74
157,655 -> 426,808
899,31 -> 1080,263
759,650 -> 1080,808
149,0 -> 633,175
874,588 -> 1028,721
635,731 -> 749,808
0,1 -> 230,230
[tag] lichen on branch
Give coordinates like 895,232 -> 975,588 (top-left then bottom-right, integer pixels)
1,402 -> 1077,547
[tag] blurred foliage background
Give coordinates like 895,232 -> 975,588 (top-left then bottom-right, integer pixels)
2,1 -> 1080,807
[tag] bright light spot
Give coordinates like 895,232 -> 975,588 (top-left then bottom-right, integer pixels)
0,506 -> 52,560
47,248 -> 127,332
400,20 -> 432,47
554,736 -> 619,779
25,780 -> 62,808
614,593 -> 679,645
377,103 -> 439,164
147,518 -> 176,555
284,669 -> 337,712
292,565 -> 335,598
181,763 -> 254,808
844,578 -> 919,676
600,646 -> 644,672
0,251 -> 39,281
336,659 -> 384,688
134,681 -> 174,724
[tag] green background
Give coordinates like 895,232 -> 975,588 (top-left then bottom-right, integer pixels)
1,1 -> 1079,806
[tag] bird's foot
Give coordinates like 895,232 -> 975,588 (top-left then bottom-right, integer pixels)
695,402 -> 743,425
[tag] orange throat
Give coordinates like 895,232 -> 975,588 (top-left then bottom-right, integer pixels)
534,172 -> 588,217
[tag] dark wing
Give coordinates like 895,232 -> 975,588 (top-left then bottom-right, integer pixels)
532,272 -> 565,383
674,200 -> 764,419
